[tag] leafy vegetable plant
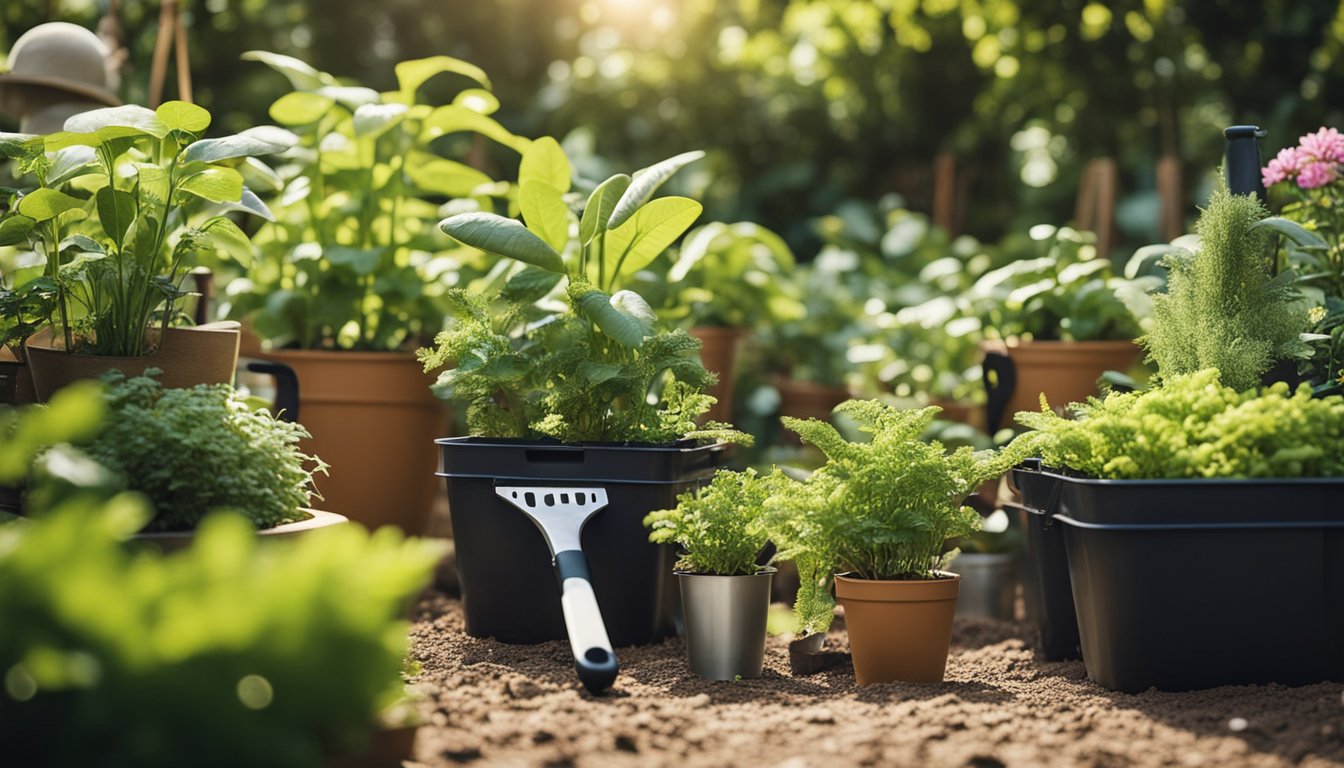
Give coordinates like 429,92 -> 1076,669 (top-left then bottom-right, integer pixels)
226,52 -> 524,351
1013,368 -> 1344,479
0,102 -> 285,356
644,468 -> 771,576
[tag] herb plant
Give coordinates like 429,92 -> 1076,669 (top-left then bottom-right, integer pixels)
0,102 -> 284,356
1140,184 -> 1310,391
644,468 -> 771,576
1014,368 -> 1344,479
80,371 -> 326,531
225,52 -> 524,351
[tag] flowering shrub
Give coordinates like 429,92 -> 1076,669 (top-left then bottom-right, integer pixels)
1262,127 -> 1344,190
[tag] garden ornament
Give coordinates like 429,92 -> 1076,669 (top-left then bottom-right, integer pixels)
0,22 -> 121,134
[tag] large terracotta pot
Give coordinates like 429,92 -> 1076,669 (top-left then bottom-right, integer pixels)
259,349 -> 447,534
133,508 -> 349,554
775,377 -> 849,422
834,571 -> 960,685
690,326 -> 746,423
24,321 -> 241,402
981,339 -> 1141,431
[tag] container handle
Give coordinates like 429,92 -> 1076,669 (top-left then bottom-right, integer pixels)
246,361 -> 301,423
1002,480 -> 1063,530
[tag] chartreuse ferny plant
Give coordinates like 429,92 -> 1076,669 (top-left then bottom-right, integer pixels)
764,400 -> 1030,635
644,468 -> 771,576
0,101 -> 288,356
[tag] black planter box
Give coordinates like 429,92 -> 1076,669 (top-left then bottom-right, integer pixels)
437,436 -> 726,647
1008,461 -> 1080,661
1020,463 -> 1344,692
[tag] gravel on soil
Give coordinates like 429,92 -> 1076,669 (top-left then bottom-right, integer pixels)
406,591 -> 1344,768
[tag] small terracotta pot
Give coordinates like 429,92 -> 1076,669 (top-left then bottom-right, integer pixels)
982,339 -> 1141,426
834,571 -> 960,684
24,321 -> 241,402
258,349 -> 448,534
132,508 -> 349,554
775,377 -> 849,422
690,326 -> 747,423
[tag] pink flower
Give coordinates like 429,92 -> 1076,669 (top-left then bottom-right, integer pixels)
1298,127 -> 1344,164
1297,160 -> 1337,190
1262,147 -> 1302,187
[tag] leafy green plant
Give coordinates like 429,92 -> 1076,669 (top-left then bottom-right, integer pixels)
1140,185 -> 1311,391
0,102 -> 284,356
644,468 -> 771,576
760,254 -> 870,388
0,277 -> 55,361
224,52 -> 525,351
78,371 -> 326,531
1013,368 -> 1344,479
765,400 -> 1027,634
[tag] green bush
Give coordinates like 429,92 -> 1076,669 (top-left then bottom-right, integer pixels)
644,468 -> 770,576
1014,368 -> 1344,479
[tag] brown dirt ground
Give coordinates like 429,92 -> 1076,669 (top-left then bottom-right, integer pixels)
406,591 -> 1344,768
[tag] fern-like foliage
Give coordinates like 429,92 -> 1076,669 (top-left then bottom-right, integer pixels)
644,468 -> 770,575
1141,184 -> 1309,390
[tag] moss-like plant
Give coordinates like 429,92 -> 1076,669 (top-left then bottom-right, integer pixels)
1141,184 -> 1309,390
644,468 -> 770,576
765,400 -> 1027,634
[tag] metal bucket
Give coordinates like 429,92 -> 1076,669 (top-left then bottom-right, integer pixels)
679,568 -> 775,680
950,552 -> 1016,621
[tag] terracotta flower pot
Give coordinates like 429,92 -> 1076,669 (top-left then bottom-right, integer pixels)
775,377 -> 849,422
24,321 -> 241,402
132,508 -> 349,554
981,339 -> 1141,431
834,571 -> 960,685
690,326 -> 747,423
259,349 -> 447,534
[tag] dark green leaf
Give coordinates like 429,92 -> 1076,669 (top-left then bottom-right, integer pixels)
325,246 -> 383,275
0,215 -> 36,246
440,212 -> 565,273
501,266 -> 563,303
573,286 -> 653,347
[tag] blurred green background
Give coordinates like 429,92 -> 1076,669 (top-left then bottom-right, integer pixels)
3,0 -> 1342,257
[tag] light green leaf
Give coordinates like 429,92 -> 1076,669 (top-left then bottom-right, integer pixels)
519,180 -> 569,253
405,155 -> 494,197
231,189 -> 276,222
95,187 -> 136,243
421,105 -> 530,154
352,103 -> 408,139
326,246 -> 383,275
43,131 -> 103,152
182,126 -> 298,164
396,55 -> 492,96
65,106 -> 167,138
316,86 -> 381,110
604,196 -> 704,277
606,150 -> 705,230
1252,217 -> 1330,251
155,101 -> 211,133
242,50 -> 334,90
59,234 -> 106,254
579,173 -> 631,245
0,215 -> 35,246
453,89 -> 499,116
178,167 -> 245,204
268,92 -> 335,126
439,212 -> 565,273
201,217 -> 253,267
519,136 -> 571,194
573,286 -> 653,348
47,146 -> 99,186
18,188 -> 84,222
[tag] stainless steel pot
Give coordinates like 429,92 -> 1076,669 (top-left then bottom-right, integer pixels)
950,552 -> 1016,621
678,568 -> 775,680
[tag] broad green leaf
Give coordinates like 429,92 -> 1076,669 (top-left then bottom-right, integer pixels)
405,155 -> 493,197
18,188 -> 84,222
1125,244 -> 1189,279
201,217 -> 253,267
579,173 -> 631,245
326,246 -> 383,275
182,126 -> 299,164
132,162 -> 169,211
0,132 -> 35,159
519,180 -> 570,253
269,92 -> 335,126
396,55 -> 492,96
59,234 -> 106,254
519,136 -> 571,193
606,150 -> 705,230
43,131 -> 103,152
573,286 -> 652,348
47,146 -> 99,186
582,363 -> 626,387
604,196 -> 703,277
155,101 -> 211,133
440,212 -> 565,273
235,189 -> 276,221
178,167 -> 245,204
610,289 -> 656,326
353,103 -> 408,138
237,157 -> 284,193
501,266 -> 563,303
94,187 -> 136,243
65,105 -> 167,138
453,89 -> 499,116
0,215 -> 36,246
59,249 -> 107,274
1252,217 -> 1329,251
421,105 -> 530,154
316,86 -> 381,110
242,50 -> 334,90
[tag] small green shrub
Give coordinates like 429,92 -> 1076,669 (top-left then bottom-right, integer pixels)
1014,368 -> 1344,479
644,468 -> 770,576
81,372 -> 326,531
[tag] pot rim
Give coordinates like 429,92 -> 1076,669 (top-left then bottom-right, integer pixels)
833,570 -> 961,602
259,347 -> 423,364
675,566 -> 778,578
132,508 -> 348,540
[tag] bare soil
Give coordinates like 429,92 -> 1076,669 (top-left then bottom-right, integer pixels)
407,591 -> 1344,768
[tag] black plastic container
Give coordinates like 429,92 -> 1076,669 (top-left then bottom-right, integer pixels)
1008,461 -> 1081,661
1040,466 -> 1344,692
437,437 -> 726,647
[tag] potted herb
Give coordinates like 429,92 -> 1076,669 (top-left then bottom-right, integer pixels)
767,400 -> 1024,684
644,468 -> 774,680
423,149 -> 752,651
0,101 -> 286,400
224,51 -> 525,533
1011,369 -> 1344,692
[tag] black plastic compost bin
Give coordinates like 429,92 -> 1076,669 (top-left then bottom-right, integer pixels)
1008,461 -> 1081,661
437,437 -> 726,647
1042,467 -> 1344,692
